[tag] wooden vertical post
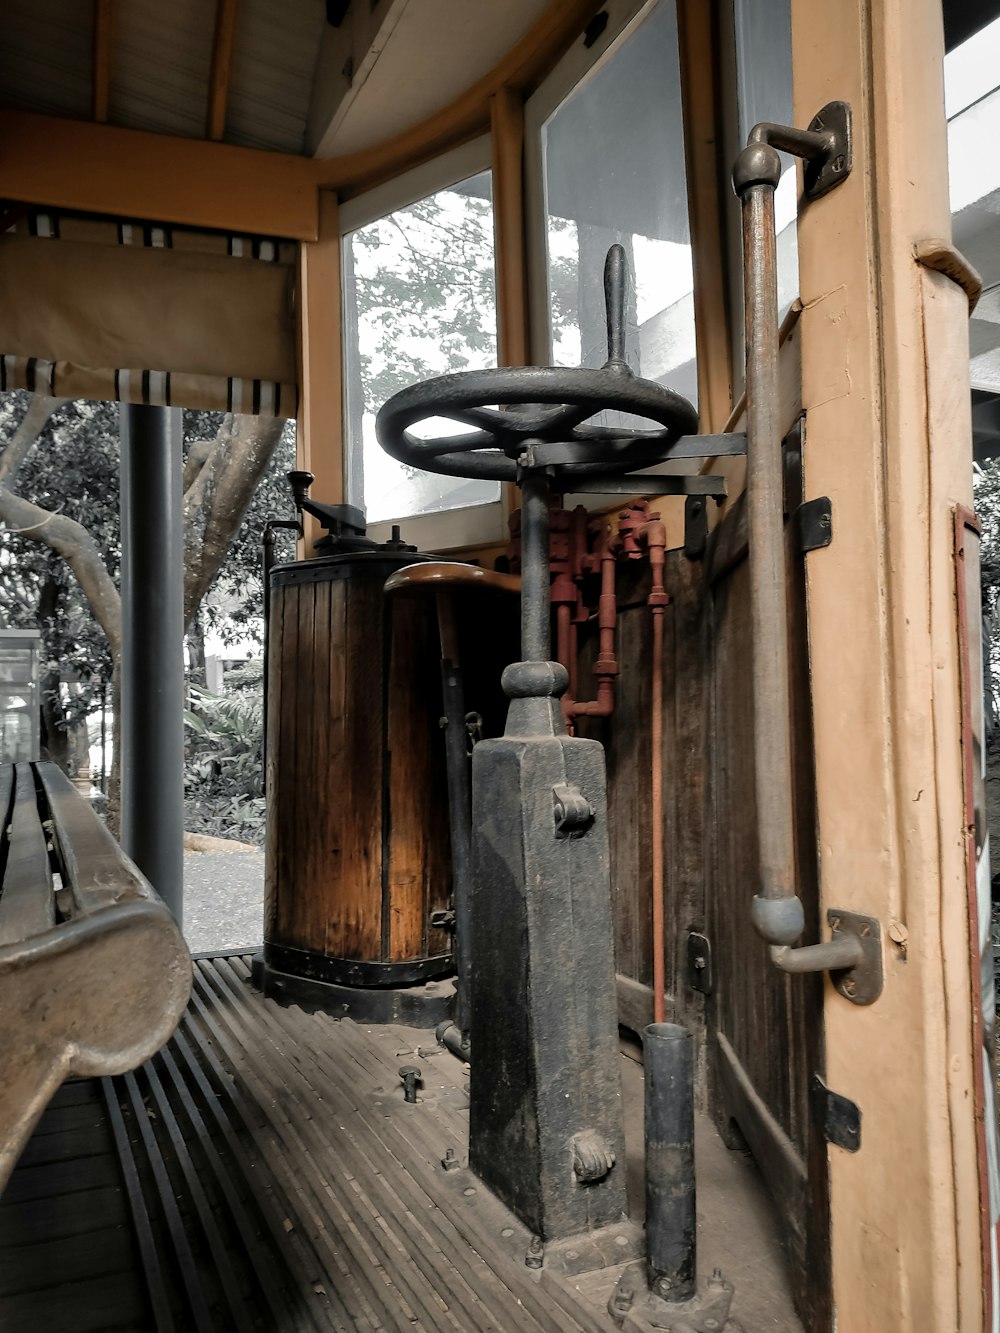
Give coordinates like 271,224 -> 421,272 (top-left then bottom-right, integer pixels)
675,0 -> 732,432
490,87 -> 529,369
491,88 -> 527,523
296,190 -> 343,554
790,0 -> 983,1326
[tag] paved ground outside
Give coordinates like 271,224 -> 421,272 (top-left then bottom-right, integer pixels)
183,849 -> 265,954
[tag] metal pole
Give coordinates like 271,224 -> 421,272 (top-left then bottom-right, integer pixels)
644,1022 -> 696,1302
436,593 -> 473,1048
519,470 -> 551,663
120,404 -> 185,922
262,519 -> 297,794
732,144 -> 804,949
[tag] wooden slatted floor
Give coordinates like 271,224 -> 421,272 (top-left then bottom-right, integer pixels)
0,953 -> 801,1331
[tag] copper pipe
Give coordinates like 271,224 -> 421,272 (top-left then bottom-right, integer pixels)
571,541 -> 619,718
556,601 -> 575,725
644,519 -> 668,1024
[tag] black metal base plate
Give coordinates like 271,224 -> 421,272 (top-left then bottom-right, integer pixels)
609,1261 -> 736,1330
251,953 -> 455,1027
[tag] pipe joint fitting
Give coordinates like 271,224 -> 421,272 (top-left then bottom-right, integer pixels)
750,893 -> 805,946
733,142 -> 782,195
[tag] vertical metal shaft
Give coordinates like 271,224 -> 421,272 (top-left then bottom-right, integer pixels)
734,142 -> 804,948
261,520 -> 298,797
120,404 -> 185,922
743,181 -> 793,898
644,1022 -> 696,1300
438,643 -> 472,1041
262,526 -> 274,793
519,470 -> 551,663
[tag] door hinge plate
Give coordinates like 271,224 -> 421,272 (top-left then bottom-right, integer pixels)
687,932 -> 713,994
812,1074 -> 861,1152
797,496 -> 832,554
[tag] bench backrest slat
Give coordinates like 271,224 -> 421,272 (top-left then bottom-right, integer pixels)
37,763 -> 151,915
0,764 -> 13,885
0,765 -> 55,945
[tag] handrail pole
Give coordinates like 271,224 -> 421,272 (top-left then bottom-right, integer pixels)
733,142 -> 805,948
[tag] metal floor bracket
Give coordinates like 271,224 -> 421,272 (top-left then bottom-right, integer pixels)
609,1262 -> 735,1330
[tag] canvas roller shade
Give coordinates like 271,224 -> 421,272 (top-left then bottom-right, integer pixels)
0,211 -> 298,417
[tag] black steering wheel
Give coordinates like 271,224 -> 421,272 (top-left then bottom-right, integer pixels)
374,246 -> 699,484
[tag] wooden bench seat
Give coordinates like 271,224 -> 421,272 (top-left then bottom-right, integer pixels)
0,761 -> 191,1192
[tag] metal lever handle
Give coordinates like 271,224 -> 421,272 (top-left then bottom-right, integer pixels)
604,243 -> 628,370
731,104 -> 879,1002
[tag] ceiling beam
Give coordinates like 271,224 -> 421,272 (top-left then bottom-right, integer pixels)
313,0 -> 606,197
207,0 -> 240,142
0,110 -> 320,240
92,0 -> 113,123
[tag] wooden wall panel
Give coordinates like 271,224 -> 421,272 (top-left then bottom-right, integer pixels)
702,476 -> 828,1327
580,550 -> 710,1036
593,458 -> 829,1325
386,598 -> 452,963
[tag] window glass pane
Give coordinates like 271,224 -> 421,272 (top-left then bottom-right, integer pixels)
540,0 -> 698,412
946,17 -> 1000,417
343,171 -> 500,525
733,0 -> 798,316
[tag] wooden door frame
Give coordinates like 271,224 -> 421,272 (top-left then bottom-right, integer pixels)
791,0 -> 984,1327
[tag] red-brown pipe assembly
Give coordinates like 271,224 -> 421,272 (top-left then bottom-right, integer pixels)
505,495 -> 671,1022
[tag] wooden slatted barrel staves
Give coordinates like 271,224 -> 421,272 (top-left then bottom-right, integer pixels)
261,554 -> 453,1013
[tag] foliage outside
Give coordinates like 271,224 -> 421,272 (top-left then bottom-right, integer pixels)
0,389 -> 294,837
184,660 -> 266,846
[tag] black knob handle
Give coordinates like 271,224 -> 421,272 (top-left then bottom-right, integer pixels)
287,470 -> 315,511
604,243 -> 628,370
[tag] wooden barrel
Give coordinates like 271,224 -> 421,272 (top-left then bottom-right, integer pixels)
261,552 -> 453,1001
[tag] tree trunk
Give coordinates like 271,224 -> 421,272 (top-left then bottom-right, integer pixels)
187,610 -> 207,688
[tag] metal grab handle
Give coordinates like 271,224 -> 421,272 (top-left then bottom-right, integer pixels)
734,135 -> 802,952
731,104 -> 882,1003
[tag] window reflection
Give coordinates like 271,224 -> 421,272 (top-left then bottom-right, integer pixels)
540,0 -> 698,410
733,0 -> 798,317
946,15 -> 1000,436
343,172 -> 500,525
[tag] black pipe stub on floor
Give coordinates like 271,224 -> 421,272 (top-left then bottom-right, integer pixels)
608,1261 -> 736,1331
250,953 -> 455,1027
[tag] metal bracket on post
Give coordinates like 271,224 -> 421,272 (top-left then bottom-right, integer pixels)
769,910 -> 883,1004
742,101 -> 852,202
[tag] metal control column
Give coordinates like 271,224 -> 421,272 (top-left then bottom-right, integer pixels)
120,404 -> 185,922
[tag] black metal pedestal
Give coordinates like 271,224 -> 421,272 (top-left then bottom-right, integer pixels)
251,951 -> 455,1026
468,660 -> 628,1243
